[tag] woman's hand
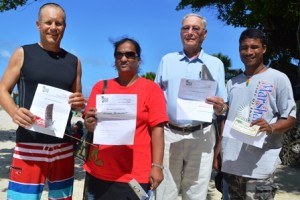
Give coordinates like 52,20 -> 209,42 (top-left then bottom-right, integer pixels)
84,108 -> 97,132
149,166 -> 164,190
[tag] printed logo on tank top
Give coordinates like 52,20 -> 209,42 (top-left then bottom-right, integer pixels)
249,81 -> 274,121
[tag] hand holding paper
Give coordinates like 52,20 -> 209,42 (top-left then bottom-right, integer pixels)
176,78 -> 217,122
27,84 -> 72,138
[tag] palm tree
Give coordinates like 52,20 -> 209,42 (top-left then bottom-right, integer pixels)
141,72 -> 156,81
212,53 -> 242,82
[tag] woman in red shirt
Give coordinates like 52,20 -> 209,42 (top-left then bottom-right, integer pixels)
83,37 -> 168,199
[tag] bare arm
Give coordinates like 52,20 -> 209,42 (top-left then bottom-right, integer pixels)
149,123 -> 165,190
252,116 -> 296,135
213,115 -> 226,171
69,58 -> 85,111
0,47 -> 35,127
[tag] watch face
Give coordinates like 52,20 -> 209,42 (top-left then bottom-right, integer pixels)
45,103 -> 54,128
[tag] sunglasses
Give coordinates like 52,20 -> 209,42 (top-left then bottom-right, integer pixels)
114,51 -> 138,60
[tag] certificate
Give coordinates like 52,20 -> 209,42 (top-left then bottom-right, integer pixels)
176,78 -> 217,122
94,94 -> 137,145
223,118 -> 267,148
177,98 -> 213,122
178,78 -> 217,101
232,117 -> 260,137
27,84 -> 72,138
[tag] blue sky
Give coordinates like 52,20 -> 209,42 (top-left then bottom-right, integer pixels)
0,0 -> 245,97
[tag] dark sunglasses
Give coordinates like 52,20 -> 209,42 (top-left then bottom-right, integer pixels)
114,51 -> 138,60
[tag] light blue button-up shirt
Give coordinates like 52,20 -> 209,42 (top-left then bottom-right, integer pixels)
155,49 -> 227,126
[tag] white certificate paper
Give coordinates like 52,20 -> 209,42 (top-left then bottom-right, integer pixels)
223,119 -> 267,148
232,117 -> 260,137
27,84 -> 72,138
176,78 -> 217,122
94,94 -> 137,145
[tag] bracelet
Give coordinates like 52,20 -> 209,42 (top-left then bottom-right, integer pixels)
151,163 -> 164,170
218,104 -> 226,114
220,105 -> 225,112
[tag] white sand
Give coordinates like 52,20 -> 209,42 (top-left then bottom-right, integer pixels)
0,110 -> 299,199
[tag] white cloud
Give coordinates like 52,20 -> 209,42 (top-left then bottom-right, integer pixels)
0,49 -> 11,59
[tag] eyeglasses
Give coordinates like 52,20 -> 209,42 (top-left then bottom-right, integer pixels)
181,26 -> 204,33
114,51 -> 138,60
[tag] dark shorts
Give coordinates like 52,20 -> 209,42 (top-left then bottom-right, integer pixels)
83,172 -> 150,200
223,173 -> 277,200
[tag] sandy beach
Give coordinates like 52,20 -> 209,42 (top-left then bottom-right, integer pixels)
0,109 -> 299,199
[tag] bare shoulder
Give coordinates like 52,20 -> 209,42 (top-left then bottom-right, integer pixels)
7,47 -> 24,70
1,47 -> 24,85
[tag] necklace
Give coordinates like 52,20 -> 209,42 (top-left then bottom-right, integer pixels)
244,66 -> 267,87
246,77 -> 251,86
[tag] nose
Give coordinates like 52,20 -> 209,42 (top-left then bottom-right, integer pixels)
244,47 -> 255,55
187,27 -> 194,34
120,54 -> 128,61
50,22 -> 57,30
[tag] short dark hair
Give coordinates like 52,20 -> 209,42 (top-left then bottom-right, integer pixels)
113,38 -> 141,58
239,28 -> 267,46
38,3 -> 66,23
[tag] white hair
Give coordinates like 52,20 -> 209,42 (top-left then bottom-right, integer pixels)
182,13 -> 207,29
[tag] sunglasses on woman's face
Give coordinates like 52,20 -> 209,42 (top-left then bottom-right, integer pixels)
114,51 -> 138,60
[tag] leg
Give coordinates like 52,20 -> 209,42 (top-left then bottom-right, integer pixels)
223,173 -> 247,200
225,173 -> 277,200
155,126 -> 184,200
7,143 -> 49,200
222,173 -> 230,200
246,175 -> 277,200
47,143 -> 75,200
181,126 -> 215,200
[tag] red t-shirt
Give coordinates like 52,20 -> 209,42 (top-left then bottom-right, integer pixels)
83,78 -> 168,183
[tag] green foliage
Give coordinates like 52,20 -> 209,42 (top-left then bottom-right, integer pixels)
212,53 -> 232,69
141,72 -> 156,81
280,101 -> 300,167
0,0 -> 32,12
212,53 -> 241,81
177,0 -> 300,61
177,0 -> 300,98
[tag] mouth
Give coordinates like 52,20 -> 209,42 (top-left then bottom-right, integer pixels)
47,32 -> 59,37
243,56 -> 254,61
119,63 -> 129,68
242,57 -> 256,65
184,37 -> 196,43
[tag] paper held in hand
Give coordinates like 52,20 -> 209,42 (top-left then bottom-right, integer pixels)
128,179 -> 153,200
94,94 -> 137,145
222,118 -> 267,148
176,78 -> 217,122
232,117 -> 260,137
27,84 -> 72,138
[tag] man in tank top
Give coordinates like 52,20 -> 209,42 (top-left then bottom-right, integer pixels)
0,3 -> 85,200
